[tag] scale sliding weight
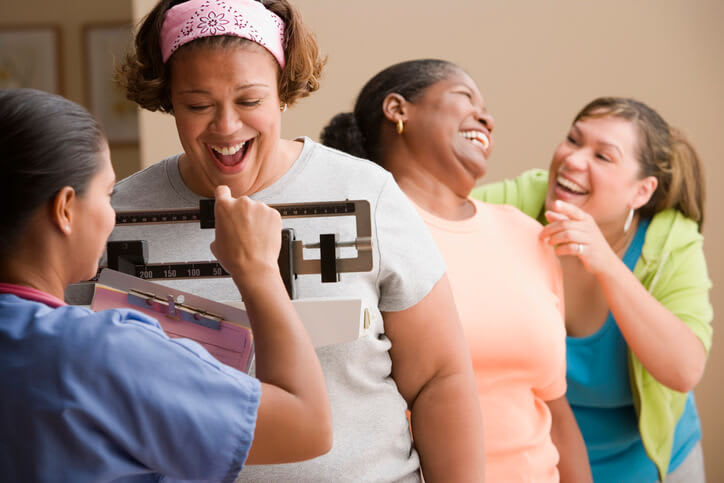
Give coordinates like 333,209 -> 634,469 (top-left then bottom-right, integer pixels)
106,199 -> 373,299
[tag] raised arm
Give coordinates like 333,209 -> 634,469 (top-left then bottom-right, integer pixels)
385,274 -> 485,482
210,185 -> 332,464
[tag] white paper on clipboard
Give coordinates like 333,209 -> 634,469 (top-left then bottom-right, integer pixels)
225,297 -> 370,348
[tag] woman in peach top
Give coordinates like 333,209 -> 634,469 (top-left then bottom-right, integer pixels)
322,59 -> 591,482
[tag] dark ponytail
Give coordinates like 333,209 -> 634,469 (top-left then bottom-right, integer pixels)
320,112 -> 369,160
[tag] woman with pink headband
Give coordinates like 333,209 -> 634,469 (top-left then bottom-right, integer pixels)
116,0 -> 484,481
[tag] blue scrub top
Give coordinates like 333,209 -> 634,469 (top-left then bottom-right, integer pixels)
0,289 -> 261,482
566,219 -> 701,482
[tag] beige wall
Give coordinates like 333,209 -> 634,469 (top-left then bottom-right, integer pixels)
132,0 -> 184,168
1,0 -> 139,179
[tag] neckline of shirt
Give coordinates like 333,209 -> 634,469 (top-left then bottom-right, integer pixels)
0,283 -> 66,308
166,137 -> 315,203
412,198 -> 489,233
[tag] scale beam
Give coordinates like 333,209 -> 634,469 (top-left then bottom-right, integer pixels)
107,199 -> 374,299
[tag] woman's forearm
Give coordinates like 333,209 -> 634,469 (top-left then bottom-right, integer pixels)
596,261 -> 706,392
212,189 -> 331,463
547,396 -> 591,483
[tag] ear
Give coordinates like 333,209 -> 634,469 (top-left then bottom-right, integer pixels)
382,93 -> 408,124
51,186 -> 76,236
631,175 -> 658,210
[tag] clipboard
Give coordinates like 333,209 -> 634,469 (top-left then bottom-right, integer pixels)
91,269 -> 371,369
91,269 -> 254,373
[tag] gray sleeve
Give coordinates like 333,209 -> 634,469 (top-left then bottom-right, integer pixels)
374,175 -> 446,312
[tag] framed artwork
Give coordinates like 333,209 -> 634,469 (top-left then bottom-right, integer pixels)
0,26 -> 62,93
84,22 -> 138,145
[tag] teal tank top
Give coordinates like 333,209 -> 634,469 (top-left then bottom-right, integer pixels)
566,218 -> 701,482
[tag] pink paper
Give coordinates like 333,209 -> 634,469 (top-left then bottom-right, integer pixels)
92,285 -> 253,372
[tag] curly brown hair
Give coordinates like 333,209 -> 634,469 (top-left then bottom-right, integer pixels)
116,0 -> 326,113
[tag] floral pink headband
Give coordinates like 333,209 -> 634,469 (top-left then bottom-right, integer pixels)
160,0 -> 286,67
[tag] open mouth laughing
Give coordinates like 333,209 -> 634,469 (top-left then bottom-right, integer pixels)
208,138 -> 253,171
556,174 -> 589,195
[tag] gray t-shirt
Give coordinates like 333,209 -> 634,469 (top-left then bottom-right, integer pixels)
111,138 -> 445,482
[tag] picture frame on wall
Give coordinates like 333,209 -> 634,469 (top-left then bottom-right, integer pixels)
0,25 -> 62,94
84,22 -> 138,146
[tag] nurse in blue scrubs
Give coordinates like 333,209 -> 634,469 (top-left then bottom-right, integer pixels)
0,88 -> 332,482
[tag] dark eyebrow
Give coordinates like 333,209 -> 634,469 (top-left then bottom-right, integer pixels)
599,141 -> 623,158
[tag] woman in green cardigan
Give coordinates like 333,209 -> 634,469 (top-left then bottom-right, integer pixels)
472,97 -> 712,482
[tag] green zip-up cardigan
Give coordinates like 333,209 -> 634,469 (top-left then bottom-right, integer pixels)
471,169 -> 713,480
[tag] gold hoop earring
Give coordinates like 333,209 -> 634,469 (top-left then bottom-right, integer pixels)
396,119 -> 404,135
280,103 -> 287,113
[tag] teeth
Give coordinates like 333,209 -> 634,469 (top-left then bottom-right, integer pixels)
211,141 -> 247,156
557,175 -> 587,194
459,130 -> 489,149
